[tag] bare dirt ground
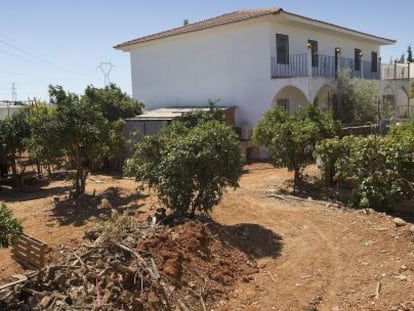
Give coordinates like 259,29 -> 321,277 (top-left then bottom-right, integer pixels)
1,163 -> 414,310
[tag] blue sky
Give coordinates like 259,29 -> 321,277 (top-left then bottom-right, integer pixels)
0,1 -> 412,102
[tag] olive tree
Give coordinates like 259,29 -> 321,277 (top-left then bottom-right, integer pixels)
334,69 -> 379,123
125,120 -> 242,216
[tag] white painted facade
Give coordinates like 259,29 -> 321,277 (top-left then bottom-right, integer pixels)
117,9 -> 409,127
0,105 -> 26,120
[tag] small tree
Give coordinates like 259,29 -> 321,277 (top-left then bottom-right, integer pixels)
0,203 -> 22,249
334,69 -> 355,123
253,105 -> 339,192
334,69 -> 379,124
352,79 -> 379,123
83,84 -> 143,122
399,53 -> 406,64
181,99 -> 224,128
0,111 -> 30,177
125,120 -> 242,216
49,85 -> 110,196
25,102 -> 63,175
83,84 -> 144,170
408,45 -> 413,63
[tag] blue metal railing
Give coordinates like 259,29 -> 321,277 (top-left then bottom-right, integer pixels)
271,53 -> 308,78
271,54 -> 381,80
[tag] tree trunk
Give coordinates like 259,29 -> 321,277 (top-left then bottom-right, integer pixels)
74,166 -> 89,197
293,169 -> 300,195
36,159 -> 41,178
11,156 -> 17,178
74,168 -> 82,197
80,171 -> 87,195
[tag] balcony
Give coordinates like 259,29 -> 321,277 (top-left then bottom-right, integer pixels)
271,53 -> 381,80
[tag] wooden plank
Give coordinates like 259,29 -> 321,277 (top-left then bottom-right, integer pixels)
11,233 -> 47,270
12,241 -> 43,253
18,234 -> 46,247
18,237 -> 43,248
15,240 -> 44,252
11,250 -> 42,264
11,251 -> 42,267
11,251 -> 43,266
19,233 -> 47,246
0,275 -> 27,291
11,255 -> 40,270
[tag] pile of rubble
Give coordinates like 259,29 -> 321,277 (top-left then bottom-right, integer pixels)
0,216 -> 258,310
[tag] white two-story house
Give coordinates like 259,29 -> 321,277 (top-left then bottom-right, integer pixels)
115,7 -> 410,128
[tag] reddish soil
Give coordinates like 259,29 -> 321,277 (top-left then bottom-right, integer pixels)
1,164 -> 414,310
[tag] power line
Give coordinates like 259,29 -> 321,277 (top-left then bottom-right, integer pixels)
0,38 -> 89,76
0,48 -> 40,64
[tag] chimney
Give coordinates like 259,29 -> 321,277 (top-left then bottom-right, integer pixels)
183,19 -> 189,26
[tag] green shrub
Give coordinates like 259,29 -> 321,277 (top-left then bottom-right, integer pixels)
315,134 -> 414,210
0,203 -> 23,248
253,105 -> 339,192
125,120 -> 242,216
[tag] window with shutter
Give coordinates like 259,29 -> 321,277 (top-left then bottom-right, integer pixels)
371,51 -> 378,72
276,34 -> 289,65
308,40 -> 318,67
355,48 -> 362,71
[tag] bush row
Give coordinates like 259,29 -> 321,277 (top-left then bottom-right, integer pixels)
315,120 -> 414,210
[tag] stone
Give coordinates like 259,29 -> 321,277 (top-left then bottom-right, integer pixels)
393,217 -> 407,227
409,225 -> 414,233
39,296 -> 52,308
400,265 -> 408,271
395,274 -> 407,281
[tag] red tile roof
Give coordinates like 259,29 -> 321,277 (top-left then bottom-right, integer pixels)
114,8 -> 281,49
114,8 -> 395,50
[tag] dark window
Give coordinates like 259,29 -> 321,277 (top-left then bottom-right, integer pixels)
355,48 -> 362,71
276,34 -> 289,64
276,98 -> 290,111
371,51 -> 378,72
308,40 -> 318,67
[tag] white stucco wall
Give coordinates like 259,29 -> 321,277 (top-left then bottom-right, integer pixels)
127,15 -> 389,127
0,106 -> 26,120
130,18 -> 271,126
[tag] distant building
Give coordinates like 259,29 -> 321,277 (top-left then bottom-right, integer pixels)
0,102 -> 27,120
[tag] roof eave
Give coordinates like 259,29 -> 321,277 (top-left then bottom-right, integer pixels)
114,8 -> 282,51
114,8 -> 396,51
280,10 -> 395,45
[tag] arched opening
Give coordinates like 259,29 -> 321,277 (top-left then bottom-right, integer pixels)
382,86 -> 395,119
272,86 -> 309,113
313,85 -> 335,112
395,87 -> 409,118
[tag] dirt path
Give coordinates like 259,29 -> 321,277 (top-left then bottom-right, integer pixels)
1,164 -> 414,310
213,164 -> 414,310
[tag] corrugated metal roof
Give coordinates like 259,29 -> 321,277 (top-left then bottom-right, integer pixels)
127,107 -> 233,121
